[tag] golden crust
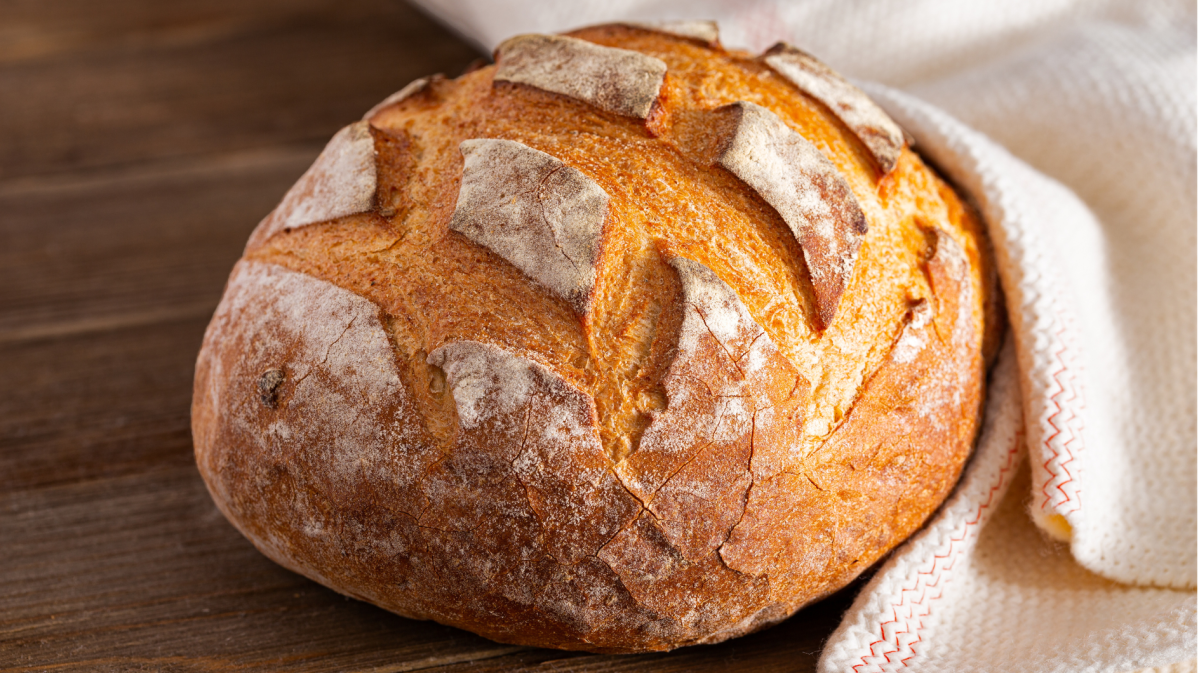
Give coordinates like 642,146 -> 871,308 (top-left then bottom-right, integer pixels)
192,24 -> 1002,653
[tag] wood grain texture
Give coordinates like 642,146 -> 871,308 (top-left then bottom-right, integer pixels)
0,0 -> 479,179
0,148 -> 315,343
0,1 -> 853,669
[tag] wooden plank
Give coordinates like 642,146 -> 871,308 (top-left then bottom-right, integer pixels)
0,0 -> 373,64
0,465 -> 529,672
0,0 -> 481,179
0,148 -> 315,343
0,316 -> 208,492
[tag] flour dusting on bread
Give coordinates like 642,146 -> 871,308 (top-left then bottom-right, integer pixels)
363,75 -> 439,121
892,300 -> 933,364
716,101 -> 867,328
246,122 -> 377,250
494,34 -> 667,119
922,228 -> 978,424
427,339 -> 536,430
620,20 -> 719,44
450,138 -> 609,314
763,43 -> 906,176
429,339 -> 641,566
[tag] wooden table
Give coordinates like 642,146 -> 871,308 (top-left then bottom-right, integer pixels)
0,2 -> 856,669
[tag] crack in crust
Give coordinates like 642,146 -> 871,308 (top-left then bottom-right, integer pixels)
494,34 -> 668,120
762,43 -> 906,177
449,138 -> 609,316
715,101 -> 868,329
428,340 -> 642,565
616,258 -> 807,566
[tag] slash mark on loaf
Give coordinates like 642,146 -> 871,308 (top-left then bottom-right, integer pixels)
715,101 -> 867,328
246,121 -> 378,250
448,138 -> 610,315
762,43 -> 906,176
494,33 -> 668,120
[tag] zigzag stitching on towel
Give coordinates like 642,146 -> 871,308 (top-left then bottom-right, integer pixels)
1002,210 -> 1085,518
851,429 -> 1023,673
989,161 -> 1086,520
1036,290 -> 1085,516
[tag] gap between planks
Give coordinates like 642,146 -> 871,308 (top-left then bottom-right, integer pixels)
0,144 -> 325,346
349,646 -> 530,673
0,299 -> 219,345
0,143 -> 322,200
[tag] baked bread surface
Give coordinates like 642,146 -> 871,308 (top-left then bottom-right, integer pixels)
192,22 -> 1001,653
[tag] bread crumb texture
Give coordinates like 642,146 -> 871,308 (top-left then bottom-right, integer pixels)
192,22 -> 1001,652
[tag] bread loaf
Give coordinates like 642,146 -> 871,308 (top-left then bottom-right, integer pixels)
192,21 -> 1002,653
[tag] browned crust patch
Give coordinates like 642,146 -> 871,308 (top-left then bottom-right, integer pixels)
714,101 -> 868,329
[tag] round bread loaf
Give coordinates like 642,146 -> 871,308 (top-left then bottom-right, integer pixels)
192,22 -> 1002,653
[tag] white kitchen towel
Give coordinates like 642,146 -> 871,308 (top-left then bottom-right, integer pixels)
407,1 -> 1197,670
818,83 -> 1196,673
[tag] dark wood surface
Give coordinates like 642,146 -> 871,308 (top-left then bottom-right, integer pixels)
0,2 -> 856,669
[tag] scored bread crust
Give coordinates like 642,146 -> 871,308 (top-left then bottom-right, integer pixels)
193,23 -> 1002,653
